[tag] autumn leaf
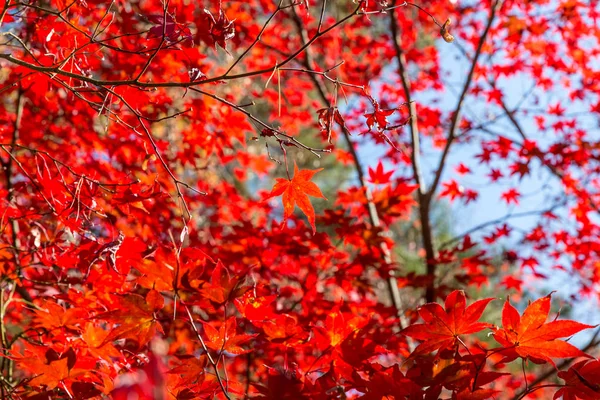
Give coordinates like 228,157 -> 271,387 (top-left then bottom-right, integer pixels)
196,8 -> 235,51
97,293 -> 164,347
168,355 -> 208,388
81,323 -> 121,361
368,162 -> 394,185
262,314 -> 307,345
201,260 -> 251,304
202,317 -> 256,355
317,107 -> 350,143
492,293 -> 595,366
401,290 -> 494,357
440,180 -> 464,202
28,357 -> 71,390
364,103 -> 395,131
555,359 -> 600,400
234,292 -> 277,321
501,188 -> 520,205
266,162 -> 326,233
147,13 -> 192,43
11,345 -> 88,390
34,301 -> 86,331
455,163 -> 471,175
312,309 -> 364,349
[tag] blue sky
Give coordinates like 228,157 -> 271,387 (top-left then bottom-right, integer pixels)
350,27 -> 600,330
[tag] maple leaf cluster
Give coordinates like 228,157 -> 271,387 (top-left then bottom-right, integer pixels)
1,0 -> 600,399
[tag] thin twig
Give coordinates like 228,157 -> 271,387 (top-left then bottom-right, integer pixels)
183,304 -> 231,400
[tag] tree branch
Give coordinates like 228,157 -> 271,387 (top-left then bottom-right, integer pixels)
0,1 -> 364,89
289,3 -> 406,327
388,0 -> 436,302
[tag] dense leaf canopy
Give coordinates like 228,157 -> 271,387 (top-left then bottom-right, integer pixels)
1,0 -> 600,399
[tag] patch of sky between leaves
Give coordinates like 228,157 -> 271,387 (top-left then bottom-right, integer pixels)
353,29 -> 600,332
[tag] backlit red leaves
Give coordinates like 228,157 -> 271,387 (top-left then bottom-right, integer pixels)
11,345 -> 89,391
262,314 -> 307,345
492,294 -> 595,366
555,359 -> 600,400
401,290 -> 493,357
201,260 -> 251,305
34,301 -> 86,331
98,292 -> 164,347
266,162 -> 326,233
6,0 -> 600,398
203,317 -> 256,355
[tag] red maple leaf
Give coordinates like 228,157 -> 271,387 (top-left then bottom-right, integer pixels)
555,359 -> 600,400
510,161 -> 530,179
464,189 -> 479,204
455,163 -> 471,175
501,188 -> 520,205
202,317 -> 256,355
201,260 -> 251,304
440,180 -> 464,202
364,103 -> 395,131
368,162 -> 394,185
488,168 -> 504,182
97,292 -> 164,347
266,162 -> 326,233
492,294 -> 595,366
196,8 -> 235,51
401,290 -> 494,357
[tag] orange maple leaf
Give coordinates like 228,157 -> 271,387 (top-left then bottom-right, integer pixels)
11,345 -> 88,390
266,162 -> 326,233
34,301 -> 86,330
401,290 -> 494,357
492,293 -> 595,366
28,357 -> 72,390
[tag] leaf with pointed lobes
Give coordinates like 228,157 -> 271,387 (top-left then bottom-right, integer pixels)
201,260 -> 252,304
196,8 -> 235,51
202,317 -> 256,356
492,293 -> 596,367
555,359 -> 600,400
368,161 -> 394,185
266,161 -> 326,234
10,345 -> 88,391
253,363 -> 305,400
401,290 -> 494,358
97,293 -> 164,348
147,13 -> 192,43
440,179 -> 464,202
501,188 -> 520,205
364,102 -> 395,131
455,163 -> 472,175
